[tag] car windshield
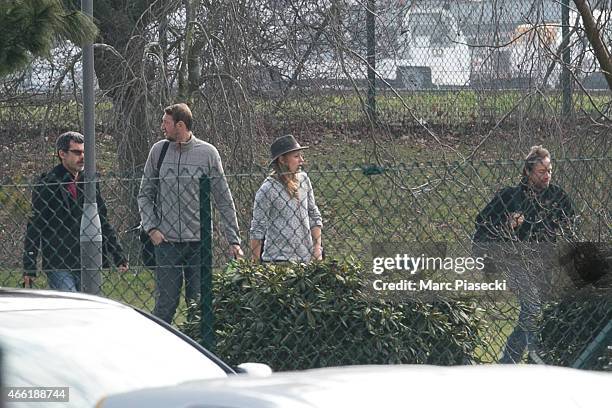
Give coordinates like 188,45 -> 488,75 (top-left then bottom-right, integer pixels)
0,306 -> 227,407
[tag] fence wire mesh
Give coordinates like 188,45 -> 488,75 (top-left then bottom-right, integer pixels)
0,157 -> 609,369
2,1 -> 612,175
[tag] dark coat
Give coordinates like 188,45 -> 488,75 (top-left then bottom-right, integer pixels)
23,164 -> 126,276
473,181 -> 576,243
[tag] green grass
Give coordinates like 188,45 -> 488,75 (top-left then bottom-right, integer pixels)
2,90 -> 609,136
0,99 -> 114,132
473,301 -> 520,363
253,90 -> 612,126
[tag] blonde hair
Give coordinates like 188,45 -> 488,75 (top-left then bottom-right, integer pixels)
271,156 -> 299,199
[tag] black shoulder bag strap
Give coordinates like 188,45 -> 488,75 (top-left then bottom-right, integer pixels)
152,140 -> 171,212
139,141 -> 170,267
140,141 -> 170,228
156,141 -> 171,178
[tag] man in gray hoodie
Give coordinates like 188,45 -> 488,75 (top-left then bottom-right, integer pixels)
138,103 -> 243,323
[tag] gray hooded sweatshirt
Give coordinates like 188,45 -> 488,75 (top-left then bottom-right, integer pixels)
138,136 -> 241,244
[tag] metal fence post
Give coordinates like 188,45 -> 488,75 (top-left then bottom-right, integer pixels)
561,0 -> 573,118
199,175 -> 215,350
366,0 -> 377,124
80,0 -> 102,294
572,319 -> 612,369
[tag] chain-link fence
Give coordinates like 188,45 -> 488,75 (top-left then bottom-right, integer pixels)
2,0 -> 612,182
0,157 -> 609,369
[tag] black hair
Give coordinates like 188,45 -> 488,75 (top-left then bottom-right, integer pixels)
56,132 -> 84,161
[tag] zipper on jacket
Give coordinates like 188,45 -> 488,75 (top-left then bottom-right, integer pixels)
177,143 -> 183,243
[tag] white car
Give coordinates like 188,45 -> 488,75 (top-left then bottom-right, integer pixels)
97,364 -> 610,408
0,289 -> 269,408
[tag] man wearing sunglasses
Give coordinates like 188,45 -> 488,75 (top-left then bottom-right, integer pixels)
23,131 -> 128,291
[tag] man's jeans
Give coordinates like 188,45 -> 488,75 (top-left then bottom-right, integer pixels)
500,297 -> 541,363
47,270 -> 80,292
497,244 -> 551,364
153,242 -> 201,324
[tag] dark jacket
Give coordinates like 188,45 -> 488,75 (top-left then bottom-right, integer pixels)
23,164 -> 126,276
473,181 -> 576,243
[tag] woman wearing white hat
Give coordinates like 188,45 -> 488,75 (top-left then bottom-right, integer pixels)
250,135 -> 323,262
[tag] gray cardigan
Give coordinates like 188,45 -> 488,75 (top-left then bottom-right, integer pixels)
138,136 -> 241,244
250,172 -> 322,262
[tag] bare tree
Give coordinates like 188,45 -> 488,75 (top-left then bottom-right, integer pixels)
573,0 -> 612,91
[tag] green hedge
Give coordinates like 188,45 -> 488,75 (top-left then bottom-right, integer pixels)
540,288 -> 612,370
539,244 -> 612,370
182,260 -> 489,371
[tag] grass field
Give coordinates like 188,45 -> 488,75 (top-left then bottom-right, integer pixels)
2,90 -> 609,141
258,89 -> 612,125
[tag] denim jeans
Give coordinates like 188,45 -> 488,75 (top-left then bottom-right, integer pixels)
153,242 -> 201,324
500,298 -> 541,363
497,244 -> 550,364
46,270 -> 80,292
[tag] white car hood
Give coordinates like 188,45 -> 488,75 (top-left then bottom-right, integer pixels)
97,364 -> 610,408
